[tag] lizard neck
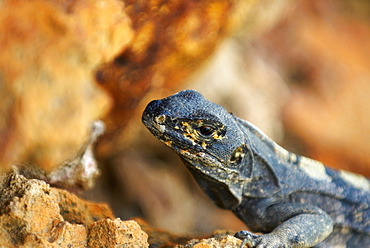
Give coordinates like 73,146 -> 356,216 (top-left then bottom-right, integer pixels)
234,116 -> 282,197
183,159 -> 244,209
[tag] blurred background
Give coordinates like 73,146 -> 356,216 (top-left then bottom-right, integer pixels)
1,0 -> 370,238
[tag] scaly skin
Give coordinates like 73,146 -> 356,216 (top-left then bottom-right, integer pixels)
142,90 -> 370,248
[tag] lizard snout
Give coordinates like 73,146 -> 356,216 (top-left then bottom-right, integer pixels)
142,99 -> 162,123
142,99 -> 170,135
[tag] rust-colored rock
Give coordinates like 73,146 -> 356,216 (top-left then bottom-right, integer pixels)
88,219 -> 149,247
0,0 -> 133,172
52,187 -> 114,227
96,0 -> 263,156
0,173 -> 137,247
0,173 -> 86,247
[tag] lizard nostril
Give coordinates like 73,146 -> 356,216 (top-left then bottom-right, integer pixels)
155,115 -> 166,124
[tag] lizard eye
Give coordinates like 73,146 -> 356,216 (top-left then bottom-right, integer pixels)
199,125 -> 215,137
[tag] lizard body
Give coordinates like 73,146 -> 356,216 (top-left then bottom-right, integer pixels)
142,90 -> 370,247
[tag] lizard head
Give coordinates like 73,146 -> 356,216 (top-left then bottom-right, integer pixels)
142,90 -> 254,209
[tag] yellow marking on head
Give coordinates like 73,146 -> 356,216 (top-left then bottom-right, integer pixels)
212,132 -> 224,140
182,121 -> 203,144
164,141 -> 172,147
180,121 -> 225,150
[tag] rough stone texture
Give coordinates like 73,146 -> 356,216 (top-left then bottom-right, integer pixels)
181,235 -> 243,248
135,218 -> 243,248
52,187 -> 114,227
0,173 -> 87,247
0,173 -> 149,247
88,219 -> 149,247
0,0 -> 133,172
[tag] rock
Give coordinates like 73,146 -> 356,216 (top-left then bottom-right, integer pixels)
88,219 -> 149,248
51,187 -> 114,227
182,235 -> 243,248
0,173 -> 148,247
0,0 -> 133,172
0,172 -> 249,247
0,173 -> 86,247
135,218 -> 242,248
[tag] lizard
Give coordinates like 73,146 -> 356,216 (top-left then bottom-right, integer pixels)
141,89 -> 370,248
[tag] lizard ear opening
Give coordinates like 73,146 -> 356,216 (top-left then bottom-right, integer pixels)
230,144 -> 253,178
230,145 -> 247,165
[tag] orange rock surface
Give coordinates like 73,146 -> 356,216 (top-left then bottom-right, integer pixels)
183,235 -> 242,248
88,219 -> 149,247
0,0 -> 133,172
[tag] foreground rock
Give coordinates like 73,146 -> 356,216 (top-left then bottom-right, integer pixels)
137,218 -> 243,248
182,235 -> 243,248
0,173 -> 148,247
0,172 -> 244,247
88,219 -> 149,247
